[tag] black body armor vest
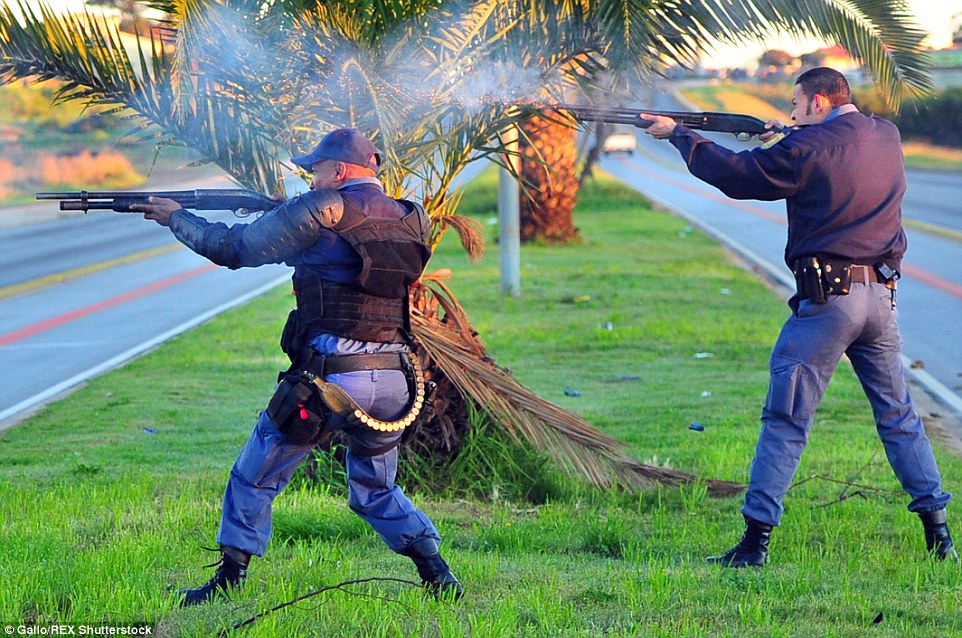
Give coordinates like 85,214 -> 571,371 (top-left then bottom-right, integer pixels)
282,197 -> 431,354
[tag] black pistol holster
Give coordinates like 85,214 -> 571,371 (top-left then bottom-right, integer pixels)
793,255 -> 853,304
268,349 -> 427,447
266,371 -> 328,445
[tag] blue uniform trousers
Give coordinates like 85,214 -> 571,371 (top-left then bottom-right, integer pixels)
216,368 -> 440,556
743,278 -> 952,526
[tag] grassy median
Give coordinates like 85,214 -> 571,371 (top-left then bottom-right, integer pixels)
1,169 -> 959,637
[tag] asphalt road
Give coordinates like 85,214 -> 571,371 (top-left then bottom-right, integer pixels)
598,129 -> 962,417
0,206 -> 292,425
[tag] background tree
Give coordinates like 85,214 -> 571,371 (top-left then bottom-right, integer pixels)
759,48 -> 796,67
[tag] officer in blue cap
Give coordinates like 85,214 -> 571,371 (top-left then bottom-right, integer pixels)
133,128 -> 463,604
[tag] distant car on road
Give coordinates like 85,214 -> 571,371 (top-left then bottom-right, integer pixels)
602,126 -> 637,154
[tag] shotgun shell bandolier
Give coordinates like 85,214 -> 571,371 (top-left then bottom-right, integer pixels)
307,356 -> 426,433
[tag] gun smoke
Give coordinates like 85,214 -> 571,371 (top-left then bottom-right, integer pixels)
156,3 -> 641,176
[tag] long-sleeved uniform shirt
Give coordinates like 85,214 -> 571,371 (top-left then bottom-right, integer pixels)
668,105 -> 908,271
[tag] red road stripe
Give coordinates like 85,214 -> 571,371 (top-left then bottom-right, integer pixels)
902,264 -> 962,299
618,156 -> 962,302
0,263 -> 218,347
624,158 -> 786,224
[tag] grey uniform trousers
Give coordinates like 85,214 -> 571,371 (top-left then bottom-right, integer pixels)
742,278 -> 952,526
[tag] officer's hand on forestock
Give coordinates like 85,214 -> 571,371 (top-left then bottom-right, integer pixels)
640,114 -> 676,140
129,196 -> 181,227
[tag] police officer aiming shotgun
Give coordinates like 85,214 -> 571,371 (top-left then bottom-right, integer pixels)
130,128 -> 463,605
642,67 -> 957,568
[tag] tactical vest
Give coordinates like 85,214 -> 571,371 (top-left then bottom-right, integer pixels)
281,197 -> 431,354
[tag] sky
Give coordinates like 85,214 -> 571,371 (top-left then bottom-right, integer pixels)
16,0 -> 962,70
700,0 -> 962,70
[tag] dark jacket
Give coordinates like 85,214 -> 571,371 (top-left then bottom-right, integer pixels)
287,181 -> 410,284
168,179 -> 427,345
669,108 -> 907,271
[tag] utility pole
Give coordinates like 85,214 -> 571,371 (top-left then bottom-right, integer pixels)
498,125 -> 521,297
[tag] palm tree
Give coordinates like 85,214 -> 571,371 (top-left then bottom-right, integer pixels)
0,0 -> 931,496
519,114 -> 580,242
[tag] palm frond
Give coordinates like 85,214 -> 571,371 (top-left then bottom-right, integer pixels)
585,0 -> 932,109
684,0 -> 932,107
434,212 -> 485,262
505,0 -> 933,110
797,0 -> 932,107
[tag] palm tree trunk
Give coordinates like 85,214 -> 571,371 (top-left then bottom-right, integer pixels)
519,115 -> 580,243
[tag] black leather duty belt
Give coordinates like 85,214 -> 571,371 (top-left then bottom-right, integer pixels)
312,352 -> 408,376
849,265 -> 878,284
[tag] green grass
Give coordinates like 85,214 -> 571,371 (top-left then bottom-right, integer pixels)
1,170 -> 960,637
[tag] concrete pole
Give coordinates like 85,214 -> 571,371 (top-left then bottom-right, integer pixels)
498,125 -> 521,297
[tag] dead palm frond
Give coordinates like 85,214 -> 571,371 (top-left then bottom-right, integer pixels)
409,274 -> 744,497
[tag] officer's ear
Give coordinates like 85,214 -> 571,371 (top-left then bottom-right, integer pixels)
813,94 -> 829,112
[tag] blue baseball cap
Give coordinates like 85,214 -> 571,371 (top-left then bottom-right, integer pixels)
290,128 -> 381,172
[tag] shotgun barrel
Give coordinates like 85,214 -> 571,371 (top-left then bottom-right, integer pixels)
551,103 -> 772,139
36,189 -> 280,213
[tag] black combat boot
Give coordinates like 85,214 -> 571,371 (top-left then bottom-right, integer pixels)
920,509 -> 960,563
179,546 -> 251,607
403,538 -> 463,600
706,515 -> 773,568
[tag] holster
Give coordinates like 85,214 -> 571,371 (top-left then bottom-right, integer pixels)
793,255 -> 853,304
266,372 -> 328,445
794,256 -> 827,304
269,348 -> 426,446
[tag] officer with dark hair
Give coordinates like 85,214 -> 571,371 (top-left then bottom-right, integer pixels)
133,128 -> 462,604
641,67 -> 957,567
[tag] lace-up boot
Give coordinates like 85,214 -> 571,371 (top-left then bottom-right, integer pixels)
706,515 -> 773,568
179,546 -> 251,607
403,538 -> 463,600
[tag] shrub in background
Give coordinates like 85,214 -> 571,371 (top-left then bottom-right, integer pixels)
0,158 -> 15,198
0,80 -> 113,129
855,85 -> 962,148
40,150 -> 144,190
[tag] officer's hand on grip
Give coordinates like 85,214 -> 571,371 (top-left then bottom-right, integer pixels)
759,120 -> 787,144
